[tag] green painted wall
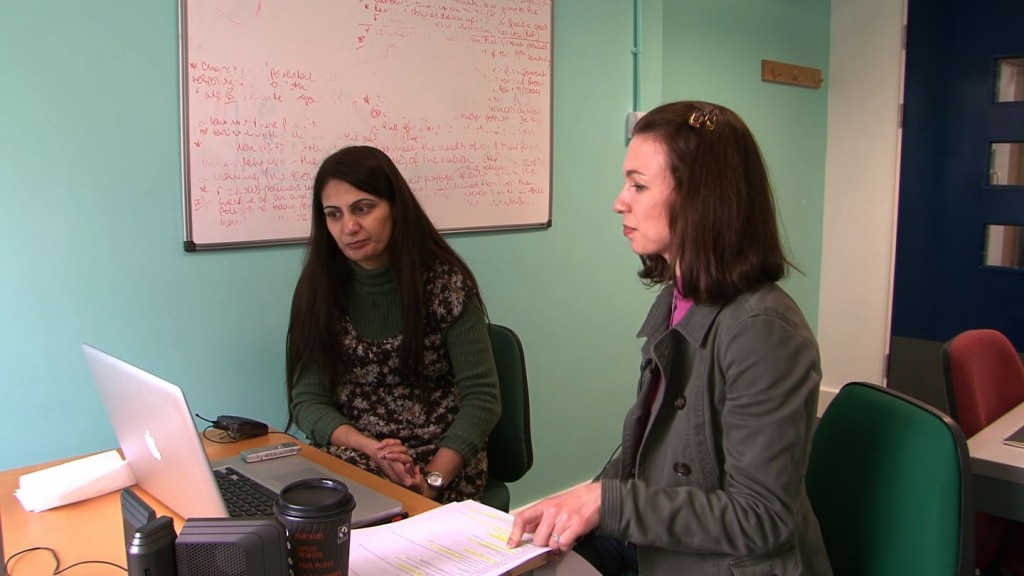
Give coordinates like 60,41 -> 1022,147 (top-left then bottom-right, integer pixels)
658,0 -> 830,321
0,0 -> 828,509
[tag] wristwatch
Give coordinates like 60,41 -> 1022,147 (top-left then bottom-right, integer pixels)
425,471 -> 446,491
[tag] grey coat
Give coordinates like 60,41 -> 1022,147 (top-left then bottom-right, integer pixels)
597,283 -> 833,576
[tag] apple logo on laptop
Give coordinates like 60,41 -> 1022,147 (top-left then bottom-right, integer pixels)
144,429 -> 162,460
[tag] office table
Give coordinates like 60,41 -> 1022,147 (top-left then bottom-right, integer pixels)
968,401 -> 1024,523
0,432 -> 593,575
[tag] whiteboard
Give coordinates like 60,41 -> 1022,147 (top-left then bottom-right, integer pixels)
179,0 -> 553,251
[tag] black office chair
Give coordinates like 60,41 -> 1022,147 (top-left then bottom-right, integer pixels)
806,382 -> 973,576
480,324 -> 533,511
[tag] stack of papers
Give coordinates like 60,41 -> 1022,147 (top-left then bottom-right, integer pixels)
14,450 -> 136,512
1004,424 -> 1024,449
350,499 -> 550,576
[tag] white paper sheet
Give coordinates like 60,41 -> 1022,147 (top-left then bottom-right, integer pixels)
349,500 -> 550,576
14,450 -> 136,512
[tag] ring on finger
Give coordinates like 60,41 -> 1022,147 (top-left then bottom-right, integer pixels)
551,533 -> 560,545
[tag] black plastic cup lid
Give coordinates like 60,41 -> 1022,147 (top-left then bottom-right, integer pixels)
275,478 -> 356,519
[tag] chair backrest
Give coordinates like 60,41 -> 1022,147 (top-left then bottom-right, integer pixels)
942,328 -> 1024,438
486,323 -> 533,483
806,382 -> 973,576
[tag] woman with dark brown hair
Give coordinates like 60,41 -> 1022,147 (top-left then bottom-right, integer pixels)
509,102 -> 833,575
285,145 -> 500,503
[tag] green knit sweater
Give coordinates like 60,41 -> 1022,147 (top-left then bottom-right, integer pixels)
290,265 -> 500,462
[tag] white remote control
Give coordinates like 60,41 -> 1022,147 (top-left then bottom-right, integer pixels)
240,441 -> 302,463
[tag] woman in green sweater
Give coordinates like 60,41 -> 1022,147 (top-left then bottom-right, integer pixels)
285,145 -> 500,503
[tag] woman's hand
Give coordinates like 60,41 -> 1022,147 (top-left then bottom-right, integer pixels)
369,438 -> 416,487
331,425 -> 412,485
507,482 -> 602,553
330,425 -> 420,488
404,466 -> 440,501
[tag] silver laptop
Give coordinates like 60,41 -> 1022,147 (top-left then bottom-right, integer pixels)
82,343 -> 403,528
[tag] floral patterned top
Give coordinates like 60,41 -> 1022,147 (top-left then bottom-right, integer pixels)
293,263 -> 499,503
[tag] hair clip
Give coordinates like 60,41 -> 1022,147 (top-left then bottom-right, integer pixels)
688,108 -> 718,131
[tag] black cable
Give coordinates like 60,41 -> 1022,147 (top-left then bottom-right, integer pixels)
201,426 -> 303,444
4,547 -> 56,576
4,546 -> 125,575
55,559 -> 126,574
596,443 -> 623,478
201,425 -> 239,443
194,413 -> 217,426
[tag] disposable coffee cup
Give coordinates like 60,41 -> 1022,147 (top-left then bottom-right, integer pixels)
274,478 -> 357,576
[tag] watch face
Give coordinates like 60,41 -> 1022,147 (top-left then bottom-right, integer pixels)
427,472 -> 444,488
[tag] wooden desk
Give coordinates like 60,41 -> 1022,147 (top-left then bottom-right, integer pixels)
0,431 -> 591,575
968,401 -> 1024,523
0,432 -> 441,574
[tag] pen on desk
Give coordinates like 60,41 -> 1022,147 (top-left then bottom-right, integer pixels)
362,511 -> 409,527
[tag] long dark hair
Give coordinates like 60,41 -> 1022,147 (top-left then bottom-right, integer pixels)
285,146 -> 482,428
631,101 -> 794,305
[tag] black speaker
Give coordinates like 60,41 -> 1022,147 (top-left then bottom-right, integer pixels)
128,517 -> 178,576
174,518 -> 288,576
120,488 -> 157,547
121,489 -> 177,576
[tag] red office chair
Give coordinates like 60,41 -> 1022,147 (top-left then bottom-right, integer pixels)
943,329 -> 1024,576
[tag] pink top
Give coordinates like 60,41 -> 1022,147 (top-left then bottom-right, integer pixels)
671,285 -> 693,327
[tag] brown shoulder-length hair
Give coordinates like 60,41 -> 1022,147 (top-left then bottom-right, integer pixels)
285,145 -> 482,427
631,101 -> 794,305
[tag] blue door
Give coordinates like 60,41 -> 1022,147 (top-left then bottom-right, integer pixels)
890,0 -> 1024,408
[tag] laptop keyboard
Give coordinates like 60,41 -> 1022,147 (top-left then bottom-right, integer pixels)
214,466 -> 278,517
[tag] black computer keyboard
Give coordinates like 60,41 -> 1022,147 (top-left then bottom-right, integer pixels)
213,466 -> 278,517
